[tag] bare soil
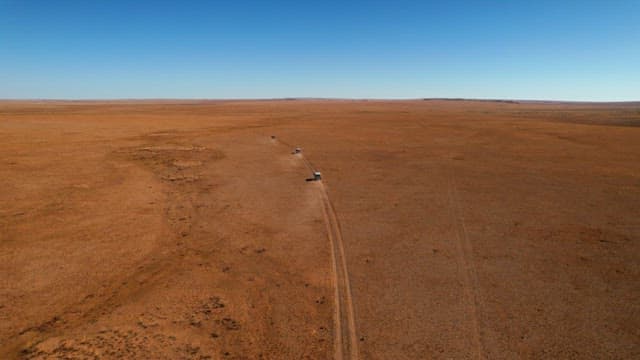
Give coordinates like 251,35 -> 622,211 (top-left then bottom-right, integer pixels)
1,100 -> 639,359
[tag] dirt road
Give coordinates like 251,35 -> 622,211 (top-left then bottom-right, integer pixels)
274,136 -> 359,360
1,100 -> 639,359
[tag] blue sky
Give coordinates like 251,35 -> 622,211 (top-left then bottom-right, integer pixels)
1,1 -> 639,100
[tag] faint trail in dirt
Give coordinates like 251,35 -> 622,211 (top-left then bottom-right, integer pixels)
272,137 -> 359,360
446,169 -> 485,360
4,140 -> 216,357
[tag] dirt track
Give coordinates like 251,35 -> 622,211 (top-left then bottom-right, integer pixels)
274,136 -> 359,360
1,100 -> 639,359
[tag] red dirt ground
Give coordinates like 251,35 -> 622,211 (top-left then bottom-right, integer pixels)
1,100 -> 639,359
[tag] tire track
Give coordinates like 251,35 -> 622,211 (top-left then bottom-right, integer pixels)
446,170 -> 485,360
271,137 -> 359,360
415,118 -> 484,358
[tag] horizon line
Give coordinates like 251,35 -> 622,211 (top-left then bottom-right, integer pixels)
1,97 -> 639,104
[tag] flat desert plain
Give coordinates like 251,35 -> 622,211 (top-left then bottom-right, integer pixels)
1,100 -> 639,359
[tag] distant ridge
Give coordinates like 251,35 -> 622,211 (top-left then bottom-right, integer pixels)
422,98 -> 520,104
